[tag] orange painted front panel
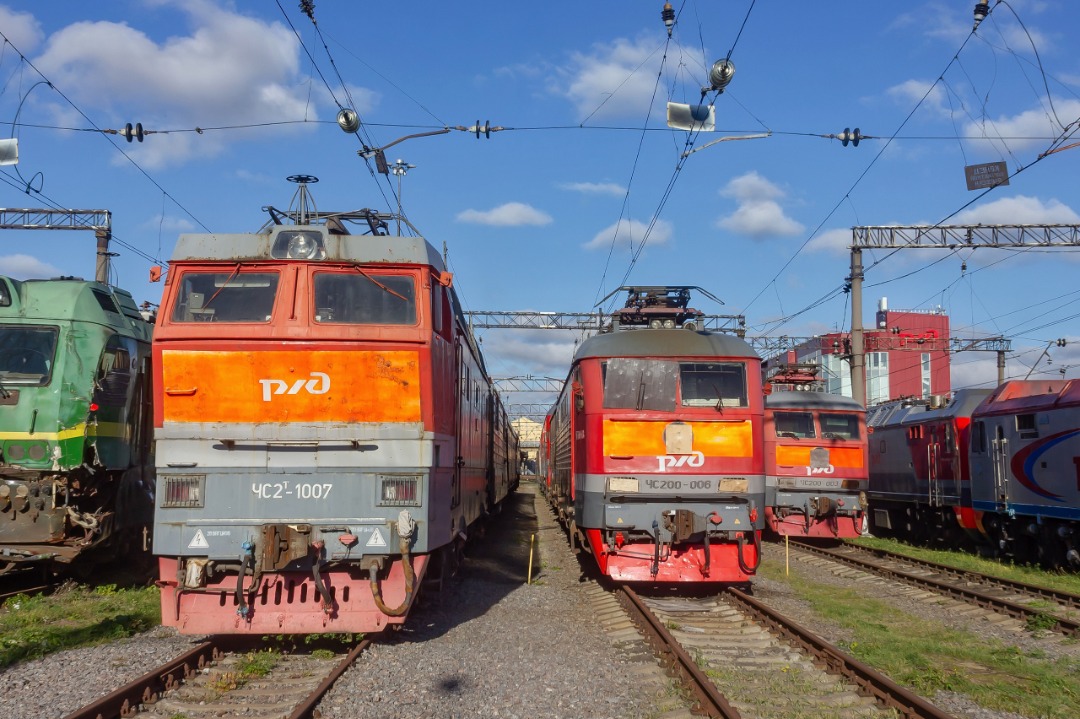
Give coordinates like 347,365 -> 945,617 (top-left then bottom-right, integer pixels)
775,445 -> 864,468
603,419 -> 753,458
161,350 -> 421,423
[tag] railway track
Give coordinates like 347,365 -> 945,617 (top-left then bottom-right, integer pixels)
592,584 -> 957,719
787,540 -> 1080,636
61,638 -> 371,719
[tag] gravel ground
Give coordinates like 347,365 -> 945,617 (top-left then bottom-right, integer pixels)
0,483 -> 684,719
316,482 -> 682,719
752,542 -> 1080,719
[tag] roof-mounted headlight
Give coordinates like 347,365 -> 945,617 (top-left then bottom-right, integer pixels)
271,230 -> 325,260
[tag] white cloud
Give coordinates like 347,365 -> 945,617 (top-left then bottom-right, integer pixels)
0,254 -> 62,279
456,202 -> 552,226
963,99 -> 1080,153
583,217 -> 672,250
139,214 -> 195,233
0,6 -> 44,52
716,172 -> 804,239
559,36 -> 670,120
482,329 -> 579,378
805,227 -> 854,255
887,79 -> 947,114
559,181 -> 625,197
29,0 -> 362,168
953,195 -> 1080,225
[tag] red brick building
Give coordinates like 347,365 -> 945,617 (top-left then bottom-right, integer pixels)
767,298 -> 951,405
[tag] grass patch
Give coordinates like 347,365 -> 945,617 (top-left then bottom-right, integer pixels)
847,536 -> 1080,596
759,561 -> 1080,718
0,584 -> 159,668
209,649 -> 280,693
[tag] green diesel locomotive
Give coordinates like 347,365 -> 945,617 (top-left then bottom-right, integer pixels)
0,275 -> 154,576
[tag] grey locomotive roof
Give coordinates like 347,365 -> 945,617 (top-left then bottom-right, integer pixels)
865,388 -> 993,428
765,391 -> 864,411
574,328 -> 758,362
172,225 -> 445,271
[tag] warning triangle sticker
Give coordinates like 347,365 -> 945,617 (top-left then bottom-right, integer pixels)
366,528 -> 387,547
188,529 -> 209,549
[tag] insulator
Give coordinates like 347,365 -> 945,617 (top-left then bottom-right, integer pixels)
838,127 -> 863,147
973,2 -> 990,31
336,108 -> 360,133
706,59 -> 735,93
661,2 -> 675,33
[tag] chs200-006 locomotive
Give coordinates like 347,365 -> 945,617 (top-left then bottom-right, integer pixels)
152,178 -> 518,634
0,276 -> 154,575
541,287 -> 764,583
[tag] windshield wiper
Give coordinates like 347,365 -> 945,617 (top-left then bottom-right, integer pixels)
350,265 -> 409,302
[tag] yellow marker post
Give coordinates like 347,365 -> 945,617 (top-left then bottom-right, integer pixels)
785,534 -> 790,576
527,533 -> 536,585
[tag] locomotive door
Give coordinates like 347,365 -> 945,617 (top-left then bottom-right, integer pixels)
927,427 -> 942,507
452,342 -> 465,511
991,425 -> 1009,508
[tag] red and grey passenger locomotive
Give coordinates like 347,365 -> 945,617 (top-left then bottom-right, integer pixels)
152,178 -> 518,634
867,382 -> 1080,568
541,299 -> 764,583
763,391 -> 867,538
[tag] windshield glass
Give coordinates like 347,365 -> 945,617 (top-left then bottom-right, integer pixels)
821,412 -> 861,440
602,359 -> 677,411
0,325 -> 58,385
313,272 -> 417,325
679,362 -> 747,408
774,411 -> 815,438
171,271 -> 279,323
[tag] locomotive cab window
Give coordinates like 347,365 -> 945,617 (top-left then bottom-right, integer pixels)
775,411 -> 814,439
172,271 -> 279,323
0,325 -> 58,385
679,362 -> 747,408
313,271 -> 417,324
602,358 -> 677,411
821,413 -> 860,440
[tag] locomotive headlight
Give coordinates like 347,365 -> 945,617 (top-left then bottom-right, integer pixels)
378,474 -> 422,506
607,476 -> 639,493
162,475 -> 205,508
271,230 -> 325,260
287,233 -> 319,259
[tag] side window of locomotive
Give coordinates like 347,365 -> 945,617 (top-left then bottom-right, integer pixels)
1016,414 -> 1038,439
94,335 -> 133,407
775,411 -> 815,439
602,358 -> 677,411
821,413 -> 860,440
679,362 -> 747,408
313,272 -> 417,325
0,325 -> 58,384
172,272 -> 279,323
971,421 -> 987,454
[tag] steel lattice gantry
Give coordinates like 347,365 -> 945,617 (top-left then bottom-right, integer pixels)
0,208 -> 113,283
465,310 -> 746,334
847,223 -> 1080,405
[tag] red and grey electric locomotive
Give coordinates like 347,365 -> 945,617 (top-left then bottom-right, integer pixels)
152,177 -> 518,634
968,380 -> 1080,568
542,289 -> 764,583
865,389 -> 991,548
763,391 -> 867,538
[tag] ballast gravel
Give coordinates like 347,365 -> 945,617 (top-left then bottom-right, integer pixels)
0,483 -> 681,719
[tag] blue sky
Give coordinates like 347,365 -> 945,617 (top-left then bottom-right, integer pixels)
1,1 -> 1078,415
